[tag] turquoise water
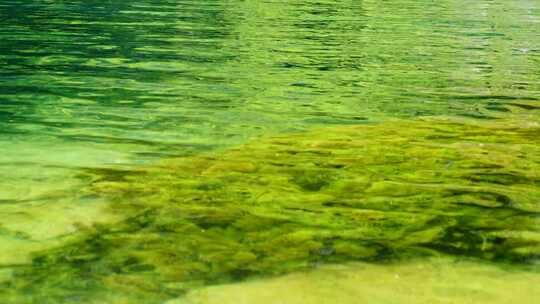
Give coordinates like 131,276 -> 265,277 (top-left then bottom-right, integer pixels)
0,0 -> 539,303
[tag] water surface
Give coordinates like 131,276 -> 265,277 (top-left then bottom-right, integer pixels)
0,0 -> 539,303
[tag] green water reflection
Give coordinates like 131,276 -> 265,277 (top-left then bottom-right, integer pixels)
0,0 -> 539,303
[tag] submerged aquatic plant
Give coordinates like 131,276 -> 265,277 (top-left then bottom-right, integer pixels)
1,113 -> 539,303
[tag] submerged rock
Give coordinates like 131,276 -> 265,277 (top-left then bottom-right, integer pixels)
1,115 -> 539,303
168,257 -> 540,304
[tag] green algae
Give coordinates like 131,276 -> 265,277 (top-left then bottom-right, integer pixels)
1,115 -> 539,303
1,0 -> 539,302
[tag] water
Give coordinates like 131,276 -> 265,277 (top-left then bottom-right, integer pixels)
0,0 -> 539,303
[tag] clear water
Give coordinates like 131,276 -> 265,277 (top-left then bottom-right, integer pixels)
0,0 -> 539,303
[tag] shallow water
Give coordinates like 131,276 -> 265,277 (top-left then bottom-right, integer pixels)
172,257 -> 540,304
0,0 -> 539,303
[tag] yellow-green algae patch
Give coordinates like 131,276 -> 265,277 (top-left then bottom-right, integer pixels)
1,115 -> 539,303
170,257 -> 540,304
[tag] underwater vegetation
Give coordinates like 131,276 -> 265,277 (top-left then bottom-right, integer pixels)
1,111 -> 539,303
